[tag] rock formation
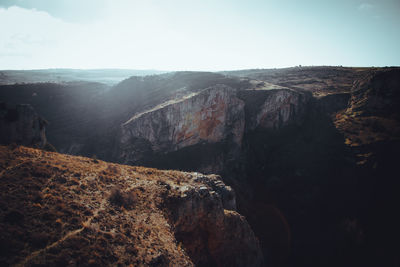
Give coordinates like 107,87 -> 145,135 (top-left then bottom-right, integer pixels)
118,85 -> 245,166
334,68 -> 400,161
238,89 -> 311,131
348,68 -> 400,118
165,173 -> 263,266
0,103 -> 46,147
117,85 -> 311,171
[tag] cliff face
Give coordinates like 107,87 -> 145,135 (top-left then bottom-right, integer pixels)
238,89 -> 311,131
0,103 -> 46,147
166,173 -> 263,266
349,69 -> 400,118
117,86 -> 311,170
334,68 -> 400,150
0,145 -> 263,267
120,85 -> 244,158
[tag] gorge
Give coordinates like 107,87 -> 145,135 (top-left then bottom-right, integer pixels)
1,66 -> 399,266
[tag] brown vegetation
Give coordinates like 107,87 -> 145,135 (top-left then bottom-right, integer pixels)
0,144 -> 262,266
0,144 -> 197,266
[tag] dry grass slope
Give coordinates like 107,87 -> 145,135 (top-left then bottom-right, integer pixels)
0,144 -> 199,266
0,145 -> 263,266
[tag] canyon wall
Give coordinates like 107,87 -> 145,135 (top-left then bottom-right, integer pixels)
119,85 -> 245,166
117,85 -> 311,173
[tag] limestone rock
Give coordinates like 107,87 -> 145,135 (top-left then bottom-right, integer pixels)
190,172 -> 237,211
166,172 -> 264,267
238,89 -> 311,131
119,85 -> 245,164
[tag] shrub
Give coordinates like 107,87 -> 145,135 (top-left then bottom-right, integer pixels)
108,187 -> 137,209
109,187 -> 124,207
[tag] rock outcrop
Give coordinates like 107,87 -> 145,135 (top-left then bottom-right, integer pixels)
238,89 -> 311,131
117,84 -> 312,169
0,145 -> 263,266
334,68 -> 400,148
165,173 -> 263,266
348,68 -> 400,119
0,103 -> 46,147
118,85 -> 245,165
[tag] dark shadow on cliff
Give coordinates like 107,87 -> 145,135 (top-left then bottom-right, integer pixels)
134,141 -> 236,175
223,98 -> 381,267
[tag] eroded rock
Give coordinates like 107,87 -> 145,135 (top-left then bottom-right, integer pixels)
118,85 -> 245,164
238,89 -> 311,131
166,172 -> 263,267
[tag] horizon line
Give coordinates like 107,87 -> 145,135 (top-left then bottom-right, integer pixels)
1,65 -> 399,72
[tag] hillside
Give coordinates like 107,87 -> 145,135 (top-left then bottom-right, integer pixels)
0,145 -> 262,266
223,66 -> 371,96
0,82 -> 108,154
0,69 -> 166,86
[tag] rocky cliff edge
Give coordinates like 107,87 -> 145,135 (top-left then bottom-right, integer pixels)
118,84 -> 311,167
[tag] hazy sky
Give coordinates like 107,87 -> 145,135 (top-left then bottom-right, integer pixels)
0,0 -> 399,70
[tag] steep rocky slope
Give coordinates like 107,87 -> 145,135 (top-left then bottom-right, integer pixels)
117,84 -> 311,174
118,85 -> 245,171
329,68 -> 400,267
0,145 -> 263,266
237,89 -> 310,131
0,103 -> 47,148
335,68 -> 400,152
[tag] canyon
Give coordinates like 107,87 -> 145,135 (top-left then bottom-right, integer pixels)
1,66 -> 399,266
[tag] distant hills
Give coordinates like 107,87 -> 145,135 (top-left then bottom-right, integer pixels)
0,69 -> 167,86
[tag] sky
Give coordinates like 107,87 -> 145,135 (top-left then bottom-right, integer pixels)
0,0 -> 399,70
